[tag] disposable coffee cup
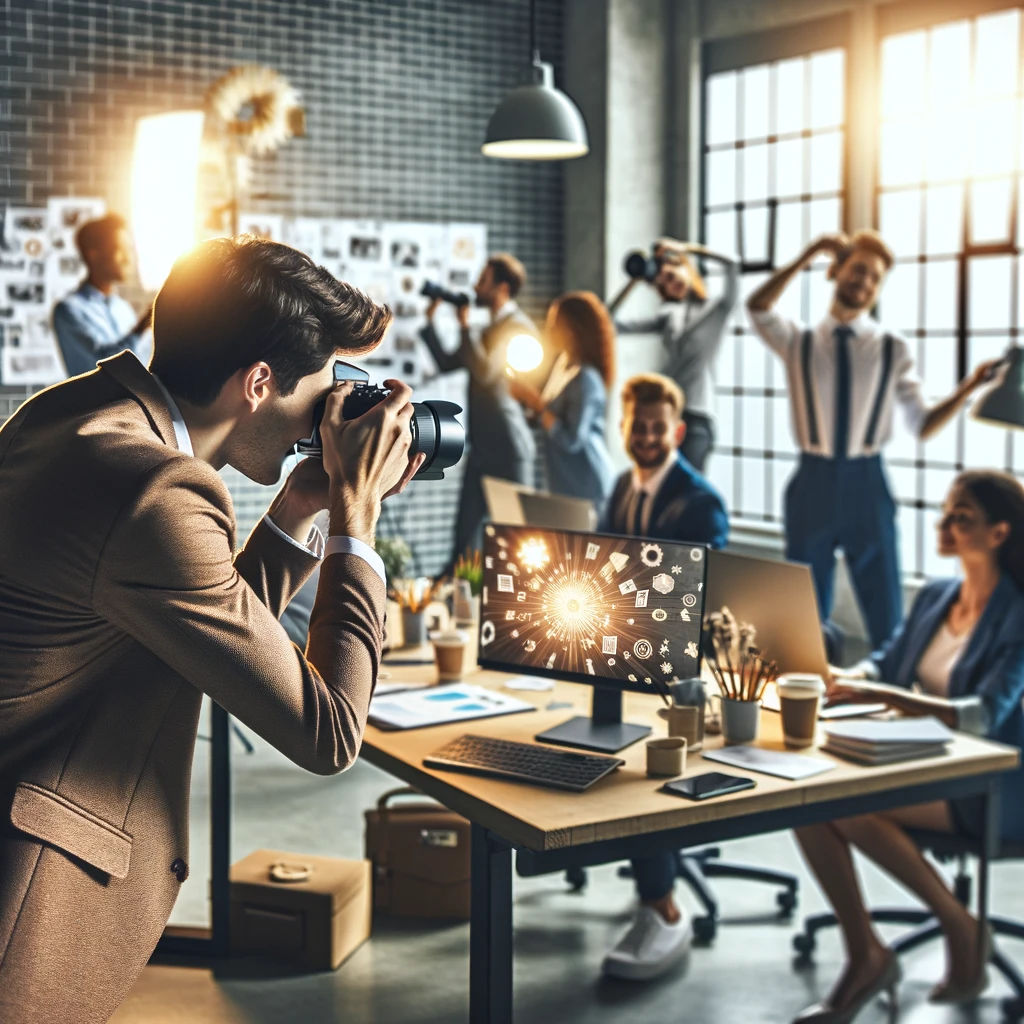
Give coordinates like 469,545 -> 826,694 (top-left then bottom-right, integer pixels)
430,629 -> 470,683
777,674 -> 826,748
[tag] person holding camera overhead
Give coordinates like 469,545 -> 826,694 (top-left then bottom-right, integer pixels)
506,290 -> 615,511
0,237 -> 424,1024
610,238 -> 739,473
421,253 -> 537,571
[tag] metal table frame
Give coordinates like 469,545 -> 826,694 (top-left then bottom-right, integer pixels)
469,773 -> 1003,1024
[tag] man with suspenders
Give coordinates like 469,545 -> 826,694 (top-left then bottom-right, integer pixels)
747,230 -> 999,652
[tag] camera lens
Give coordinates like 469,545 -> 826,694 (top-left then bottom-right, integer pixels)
409,401 -> 465,481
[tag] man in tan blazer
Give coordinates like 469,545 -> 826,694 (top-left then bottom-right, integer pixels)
0,237 -> 425,1024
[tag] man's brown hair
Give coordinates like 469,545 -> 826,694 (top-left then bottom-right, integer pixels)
836,229 -> 895,271
75,213 -> 127,261
487,253 -> 526,298
621,372 -> 685,418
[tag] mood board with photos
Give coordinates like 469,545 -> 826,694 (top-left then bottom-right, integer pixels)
0,197 -> 107,385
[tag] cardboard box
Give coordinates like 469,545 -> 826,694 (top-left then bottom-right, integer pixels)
230,849 -> 371,971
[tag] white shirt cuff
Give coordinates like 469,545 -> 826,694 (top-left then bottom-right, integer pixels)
263,515 -> 326,559
324,534 -> 387,585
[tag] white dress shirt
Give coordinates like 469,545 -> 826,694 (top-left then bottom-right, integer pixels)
748,307 -> 928,459
622,455 -> 677,535
151,373 -> 385,583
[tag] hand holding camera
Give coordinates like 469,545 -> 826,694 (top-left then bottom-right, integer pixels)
320,380 -> 421,544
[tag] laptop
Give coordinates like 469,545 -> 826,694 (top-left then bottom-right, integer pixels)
482,476 -> 598,532
704,550 -> 830,711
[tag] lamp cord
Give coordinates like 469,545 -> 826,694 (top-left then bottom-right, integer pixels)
529,0 -> 539,63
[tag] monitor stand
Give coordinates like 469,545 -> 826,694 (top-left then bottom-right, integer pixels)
534,688 -> 651,754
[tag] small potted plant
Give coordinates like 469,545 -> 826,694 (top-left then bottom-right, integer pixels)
452,549 -> 483,624
375,537 -> 413,648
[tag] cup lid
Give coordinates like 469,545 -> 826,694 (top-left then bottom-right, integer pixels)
777,673 -> 826,694
429,630 -> 470,644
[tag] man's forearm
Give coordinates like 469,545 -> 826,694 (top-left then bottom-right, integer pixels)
746,254 -> 805,313
919,377 -> 976,441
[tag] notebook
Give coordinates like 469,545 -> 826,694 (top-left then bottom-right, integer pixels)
821,716 -> 954,766
702,745 -> 836,781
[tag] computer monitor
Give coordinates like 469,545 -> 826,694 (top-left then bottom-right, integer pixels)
479,523 -> 707,752
518,491 -> 597,531
482,476 -> 532,526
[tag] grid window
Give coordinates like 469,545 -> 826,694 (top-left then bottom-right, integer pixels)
702,49 -> 846,525
878,9 -> 1024,579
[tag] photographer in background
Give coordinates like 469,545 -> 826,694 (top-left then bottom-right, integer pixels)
610,238 -> 739,472
52,212 -> 153,377
0,237 -> 423,1024
421,253 -> 537,570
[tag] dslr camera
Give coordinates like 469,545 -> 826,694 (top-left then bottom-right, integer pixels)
420,280 -> 470,307
293,362 -> 465,481
624,245 -> 671,283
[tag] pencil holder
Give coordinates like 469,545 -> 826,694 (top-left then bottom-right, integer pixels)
720,697 -> 761,745
658,705 -> 702,752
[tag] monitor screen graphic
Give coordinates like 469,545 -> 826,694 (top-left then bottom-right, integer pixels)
479,524 -> 707,693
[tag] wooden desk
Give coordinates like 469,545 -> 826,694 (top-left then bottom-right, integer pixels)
363,652 -> 1019,1024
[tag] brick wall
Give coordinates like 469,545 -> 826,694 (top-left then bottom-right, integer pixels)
1,0 -> 565,574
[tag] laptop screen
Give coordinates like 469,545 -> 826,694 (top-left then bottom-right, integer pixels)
479,523 -> 707,693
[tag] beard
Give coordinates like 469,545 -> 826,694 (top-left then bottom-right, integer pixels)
630,442 -> 672,469
835,282 -> 870,312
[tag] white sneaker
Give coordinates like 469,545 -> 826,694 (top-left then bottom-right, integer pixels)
601,906 -> 693,981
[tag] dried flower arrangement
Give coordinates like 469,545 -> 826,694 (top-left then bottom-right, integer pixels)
702,606 -> 778,703
390,577 -> 444,614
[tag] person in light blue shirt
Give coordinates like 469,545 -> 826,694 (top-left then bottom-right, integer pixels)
507,291 -> 615,510
52,213 -> 151,377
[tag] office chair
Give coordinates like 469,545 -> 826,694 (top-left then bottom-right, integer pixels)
792,830 -> 1024,1023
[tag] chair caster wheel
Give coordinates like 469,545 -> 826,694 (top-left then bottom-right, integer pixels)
693,916 -> 717,944
792,932 -> 816,957
1002,995 -> 1024,1023
777,890 -> 797,916
565,866 -> 588,892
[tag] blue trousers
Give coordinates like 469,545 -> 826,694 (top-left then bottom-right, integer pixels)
784,454 -> 902,650
630,853 -> 677,900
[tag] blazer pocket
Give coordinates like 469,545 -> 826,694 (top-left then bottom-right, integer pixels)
9,782 -> 133,880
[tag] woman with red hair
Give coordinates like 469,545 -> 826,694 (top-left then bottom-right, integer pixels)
508,291 -> 615,510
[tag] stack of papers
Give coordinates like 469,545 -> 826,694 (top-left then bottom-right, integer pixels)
369,683 -> 535,731
822,717 -> 954,766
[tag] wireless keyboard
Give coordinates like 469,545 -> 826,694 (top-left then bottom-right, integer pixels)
423,734 -> 624,792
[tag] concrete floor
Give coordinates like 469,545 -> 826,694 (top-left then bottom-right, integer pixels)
110,701 -> 1024,1024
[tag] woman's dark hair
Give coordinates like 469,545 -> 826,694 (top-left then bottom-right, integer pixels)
549,291 -> 615,387
151,236 -> 392,406
956,470 -> 1024,591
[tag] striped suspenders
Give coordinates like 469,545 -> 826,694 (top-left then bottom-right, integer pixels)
799,329 -> 895,455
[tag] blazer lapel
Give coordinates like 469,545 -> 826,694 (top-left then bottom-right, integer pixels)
98,350 -> 177,448
949,574 -> 1014,698
650,459 -> 686,530
898,579 -> 960,684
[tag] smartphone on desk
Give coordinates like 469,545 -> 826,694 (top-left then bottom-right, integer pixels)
661,772 -> 756,801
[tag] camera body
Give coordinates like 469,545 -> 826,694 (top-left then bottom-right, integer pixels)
420,280 -> 470,307
293,362 -> 465,481
624,249 -> 664,283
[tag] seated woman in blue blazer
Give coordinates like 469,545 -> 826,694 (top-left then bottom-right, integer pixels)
507,291 -> 615,510
792,470 -> 1024,1024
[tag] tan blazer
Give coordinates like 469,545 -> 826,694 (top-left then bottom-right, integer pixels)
0,352 -> 386,1024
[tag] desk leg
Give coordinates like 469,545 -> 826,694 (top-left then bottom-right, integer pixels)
470,824 -> 513,1024
977,778 -> 1000,966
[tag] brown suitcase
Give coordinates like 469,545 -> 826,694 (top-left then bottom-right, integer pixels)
364,786 -> 471,919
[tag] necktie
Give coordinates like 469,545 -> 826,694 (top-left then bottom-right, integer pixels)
632,491 -> 648,536
833,325 -> 853,460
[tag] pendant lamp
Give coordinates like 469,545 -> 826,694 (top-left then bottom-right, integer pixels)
482,0 -> 589,161
974,345 -> 1024,429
